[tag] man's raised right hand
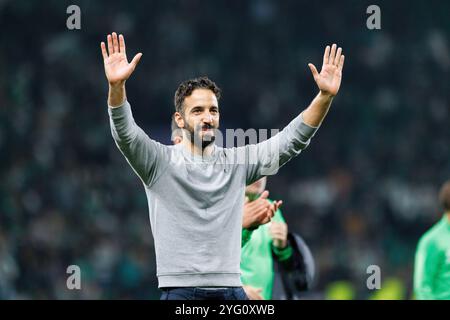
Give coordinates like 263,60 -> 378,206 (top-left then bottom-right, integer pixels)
100,32 -> 142,86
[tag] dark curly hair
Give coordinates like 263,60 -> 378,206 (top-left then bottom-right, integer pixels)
439,181 -> 450,212
174,76 -> 221,114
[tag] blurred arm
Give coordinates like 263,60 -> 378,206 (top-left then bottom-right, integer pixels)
414,238 -> 440,299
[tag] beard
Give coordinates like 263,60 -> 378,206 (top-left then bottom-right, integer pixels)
183,120 -> 216,149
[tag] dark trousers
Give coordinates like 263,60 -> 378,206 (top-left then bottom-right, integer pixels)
160,287 -> 249,300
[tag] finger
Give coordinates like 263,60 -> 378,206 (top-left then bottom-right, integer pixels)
263,212 -> 273,223
254,197 -> 270,205
270,205 -> 277,213
256,206 -> 272,219
100,42 -> 108,60
246,197 -> 258,206
334,47 -> 342,66
270,224 -> 282,233
256,201 -> 271,212
248,202 -> 260,211
252,207 -> 269,222
261,216 -> 271,225
119,34 -> 126,55
274,229 -> 285,236
270,233 -> 284,240
271,203 -> 277,212
269,226 -> 281,234
112,32 -> 119,53
323,45 -> 330,65
249,198 -> 269,211
270,233 -> 283,241
267,207 -> 275,219
259,190 -> 269,199
338,55 -> 345,71
254,207 -> 267,218
271,231 -> 286,239
308,63 -> 319,81
274,200 -> 283,210
272,202 -> 278,211
107,34 -> 113,54
329,43 -> 337,64
271,228 -> 285,236
272,202 -> 279,212
130,53 -> 143,69
270,221 -> 281,227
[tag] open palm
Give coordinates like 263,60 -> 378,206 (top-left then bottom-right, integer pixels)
308,44 -> 345,97
100,32 -> 142,85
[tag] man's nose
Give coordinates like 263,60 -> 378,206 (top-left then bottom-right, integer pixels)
202,113 -> 213,123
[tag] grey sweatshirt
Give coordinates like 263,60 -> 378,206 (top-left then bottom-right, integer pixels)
108,100 -> 319,288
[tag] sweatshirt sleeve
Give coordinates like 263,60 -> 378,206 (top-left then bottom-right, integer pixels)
244,112 -> 319,185
108,100 -> 167,186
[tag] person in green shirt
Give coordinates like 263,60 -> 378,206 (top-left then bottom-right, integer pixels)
240,177 -> 293,300
414,180 -> 450,300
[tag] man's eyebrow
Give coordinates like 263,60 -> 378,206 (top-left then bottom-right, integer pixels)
189,105 -> 218,112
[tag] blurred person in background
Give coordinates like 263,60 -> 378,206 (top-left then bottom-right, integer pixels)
241,177 -> 315,300
241,177 -> 287,300
241,187 -> 280,248
413,180 -> 450,300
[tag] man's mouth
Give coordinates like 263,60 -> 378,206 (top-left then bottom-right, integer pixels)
201,125 -> 213,132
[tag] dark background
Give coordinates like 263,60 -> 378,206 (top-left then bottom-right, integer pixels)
0,0 -> 449,299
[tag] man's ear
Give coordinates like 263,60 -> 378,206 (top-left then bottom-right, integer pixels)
174,112 -> 185,128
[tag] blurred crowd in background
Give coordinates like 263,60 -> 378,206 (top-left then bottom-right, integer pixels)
0,0 -> 449,299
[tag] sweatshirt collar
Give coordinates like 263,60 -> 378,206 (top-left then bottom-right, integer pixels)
178,143 -> 217,163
